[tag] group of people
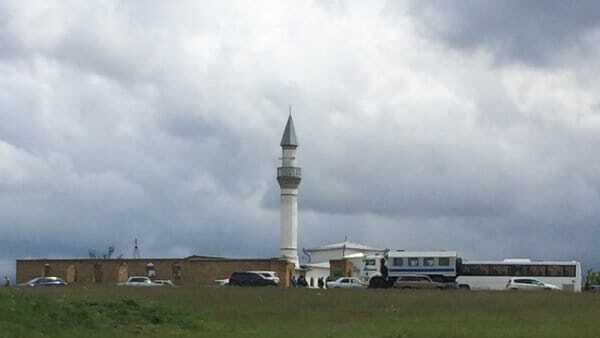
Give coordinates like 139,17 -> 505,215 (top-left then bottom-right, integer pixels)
290,275 -> 327,289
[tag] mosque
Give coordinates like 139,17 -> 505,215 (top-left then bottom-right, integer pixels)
16,113 -> 380,287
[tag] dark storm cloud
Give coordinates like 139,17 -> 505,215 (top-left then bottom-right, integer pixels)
406,0 -> 600,66
2,1 -> 600,281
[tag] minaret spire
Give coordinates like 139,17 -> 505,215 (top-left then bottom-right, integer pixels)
277,110 -> 302,267
280,112 -> 298,147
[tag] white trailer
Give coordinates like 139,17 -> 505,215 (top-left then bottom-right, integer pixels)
360,251 -> 459,288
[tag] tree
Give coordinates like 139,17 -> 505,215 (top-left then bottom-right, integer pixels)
586,270 -> 600,287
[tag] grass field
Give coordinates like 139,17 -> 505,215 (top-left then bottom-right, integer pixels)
1,286 -> 599,338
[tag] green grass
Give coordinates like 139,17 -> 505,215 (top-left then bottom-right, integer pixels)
1,286 -> 599,338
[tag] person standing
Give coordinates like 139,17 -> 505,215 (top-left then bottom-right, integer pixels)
3,276 -> 10,287
290,275 -> 297,288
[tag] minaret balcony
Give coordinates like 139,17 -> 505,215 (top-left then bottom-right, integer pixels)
277,167 -> 302,188
277,167 -> 302,179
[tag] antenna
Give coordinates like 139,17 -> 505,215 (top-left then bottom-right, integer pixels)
133,238 -> 141,259
289,105 -> 292,116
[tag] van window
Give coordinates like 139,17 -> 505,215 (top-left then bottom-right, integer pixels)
438,257 -> 450,266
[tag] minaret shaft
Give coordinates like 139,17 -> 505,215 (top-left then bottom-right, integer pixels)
278,114 -> 301,267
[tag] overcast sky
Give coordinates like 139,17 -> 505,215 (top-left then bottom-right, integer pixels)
2,1 -> 600,280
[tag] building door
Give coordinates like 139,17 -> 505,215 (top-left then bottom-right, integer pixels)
43,264 -> 51,277
117,263 -> 128,283
93,263 -> 103,283
66,265 -> 77,283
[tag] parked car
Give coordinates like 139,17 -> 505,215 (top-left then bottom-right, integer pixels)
247,271 -> 280,285
587,284 -> 600,292
228,272 -> 277,287
506,278 -> 561,291
326,277 -> 366,289
393,275 -> 447,290
21,277 -> 67,287
153,279 -> 176,287
118,276 -> 161,287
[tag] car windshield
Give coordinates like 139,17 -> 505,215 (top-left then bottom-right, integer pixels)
260,273 -> 272,278
129,278 -> 148,283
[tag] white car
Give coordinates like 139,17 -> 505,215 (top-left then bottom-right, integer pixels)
506,278 -> 561,291
153,279 -> 176,287
326,277 -> 366,289
248,271 -> 280,285
214,278 -> 229,286
118,276 -> 161,287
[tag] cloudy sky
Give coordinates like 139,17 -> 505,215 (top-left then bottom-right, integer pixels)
2,1 -> 600,279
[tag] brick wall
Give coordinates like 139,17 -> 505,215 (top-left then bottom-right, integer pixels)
329,259 -> 353,278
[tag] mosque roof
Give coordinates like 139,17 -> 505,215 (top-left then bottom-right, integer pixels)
305,241 -> 385,252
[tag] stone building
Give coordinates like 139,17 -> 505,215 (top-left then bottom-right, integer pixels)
17,256 -> 295,287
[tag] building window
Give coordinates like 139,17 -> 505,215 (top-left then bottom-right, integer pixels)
423,258 -> 435,267
146,263 -> 157,279
393,258 -> 403,266
408,258 -> 419,267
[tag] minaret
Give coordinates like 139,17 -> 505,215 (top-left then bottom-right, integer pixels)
277,111 -> 301,267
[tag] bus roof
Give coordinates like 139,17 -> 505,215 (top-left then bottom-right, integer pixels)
387,251 -> 457,258
462,259 -> 579,265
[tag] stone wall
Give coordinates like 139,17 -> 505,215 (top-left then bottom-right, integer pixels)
16,258 -> 295,287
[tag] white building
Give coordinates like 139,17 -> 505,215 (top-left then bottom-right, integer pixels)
297,241 -> 385,287
304,241 -> 385,264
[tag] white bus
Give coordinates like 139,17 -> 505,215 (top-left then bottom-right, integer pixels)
456,259 -> 582,292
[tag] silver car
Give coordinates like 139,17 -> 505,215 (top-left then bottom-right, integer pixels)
506,278 -> 561,291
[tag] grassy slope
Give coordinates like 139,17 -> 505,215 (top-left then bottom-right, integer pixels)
1,287 -> 599,338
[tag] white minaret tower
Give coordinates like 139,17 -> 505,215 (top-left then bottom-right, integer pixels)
277,111 -> 301,267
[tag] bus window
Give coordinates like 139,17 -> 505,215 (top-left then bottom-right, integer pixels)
528,265 -> 546,276
423,258 -> 434,267
546,265 -> 564,277
490,265 -> 509,276
438,257 -> 450,266
408,258 -> 419,267
392,258 -> 403,266
563,265 -> 576,277
510,265 -> 528,276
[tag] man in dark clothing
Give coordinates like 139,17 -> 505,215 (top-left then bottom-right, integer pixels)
380,258 -> 388,280
317,277 -> 324,289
